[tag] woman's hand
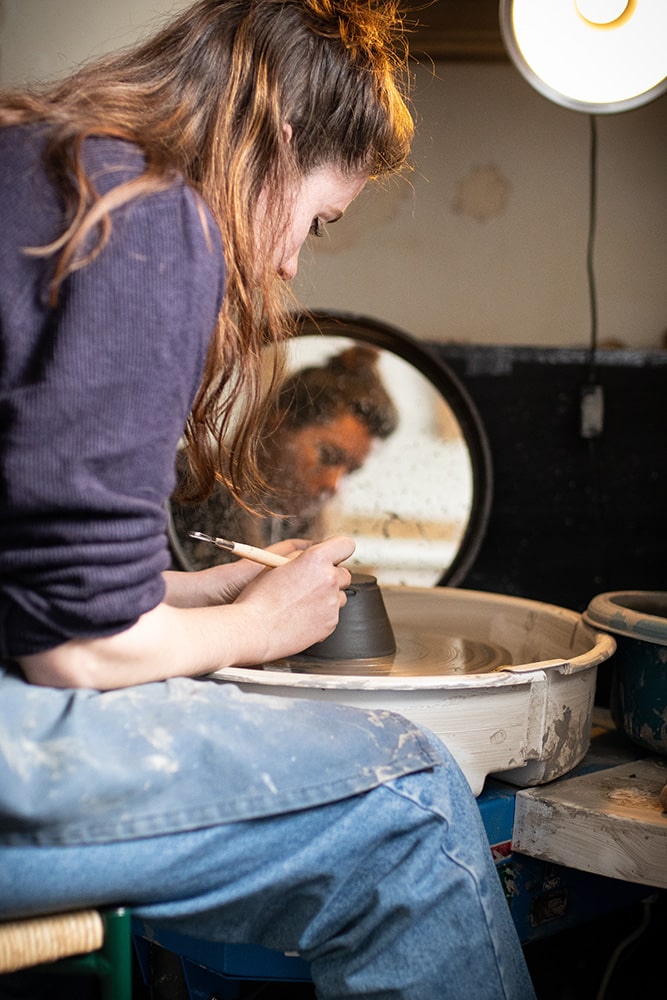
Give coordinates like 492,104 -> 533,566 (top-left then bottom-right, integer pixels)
229,536 -> 354,663
162,536 -> 312,607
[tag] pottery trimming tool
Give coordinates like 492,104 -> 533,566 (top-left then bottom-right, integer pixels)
188,531 -> 290,568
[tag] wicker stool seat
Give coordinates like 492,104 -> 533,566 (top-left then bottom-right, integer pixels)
0,907 -> 132,999
0,909 -> 104,973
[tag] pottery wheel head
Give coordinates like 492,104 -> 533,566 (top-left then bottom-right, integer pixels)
261,628 -> 512,677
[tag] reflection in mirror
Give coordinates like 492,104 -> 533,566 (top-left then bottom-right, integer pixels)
169,311 -> 492,587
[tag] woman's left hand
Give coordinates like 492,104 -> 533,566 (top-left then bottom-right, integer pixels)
162,537 -> 312,608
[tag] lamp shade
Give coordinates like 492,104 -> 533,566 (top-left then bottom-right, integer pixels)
499,0 -> 667,113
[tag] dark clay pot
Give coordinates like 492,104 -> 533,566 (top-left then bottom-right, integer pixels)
301,574 -> 396,660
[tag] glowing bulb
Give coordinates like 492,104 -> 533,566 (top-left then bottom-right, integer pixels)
575,0 -> 630,26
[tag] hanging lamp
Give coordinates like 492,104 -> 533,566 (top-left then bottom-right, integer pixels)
498,0 -> 667,113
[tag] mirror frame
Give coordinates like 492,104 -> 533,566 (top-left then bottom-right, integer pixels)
168,309 -> 493,588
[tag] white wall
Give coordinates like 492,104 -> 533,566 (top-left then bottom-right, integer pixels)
2,0 -> 665,349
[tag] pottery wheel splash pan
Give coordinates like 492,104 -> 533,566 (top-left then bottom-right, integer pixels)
215,586 -> 616,795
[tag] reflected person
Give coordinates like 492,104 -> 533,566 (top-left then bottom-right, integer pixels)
171,344 -> 398,568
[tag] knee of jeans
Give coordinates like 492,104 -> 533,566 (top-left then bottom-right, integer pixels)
381,756 -> 481,833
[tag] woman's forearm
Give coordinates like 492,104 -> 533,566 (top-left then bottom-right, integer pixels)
18,601 -> 264,690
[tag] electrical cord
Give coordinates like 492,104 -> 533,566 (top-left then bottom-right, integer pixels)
580,114 -> 604,440
594,894 -> 658,1000
586,114 -> 599,378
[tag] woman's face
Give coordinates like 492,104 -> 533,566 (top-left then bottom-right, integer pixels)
257,165 -> 367,280
268,412 -> 375,517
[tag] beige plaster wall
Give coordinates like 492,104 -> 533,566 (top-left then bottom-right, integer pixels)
1,0 -> 665,349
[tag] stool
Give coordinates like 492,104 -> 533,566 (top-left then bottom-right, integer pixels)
0,907 -> 132,999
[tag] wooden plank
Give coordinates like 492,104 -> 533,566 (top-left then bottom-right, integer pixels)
512,759 -> 667,889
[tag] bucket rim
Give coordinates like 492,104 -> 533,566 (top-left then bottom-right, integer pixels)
583,590 -> 667,646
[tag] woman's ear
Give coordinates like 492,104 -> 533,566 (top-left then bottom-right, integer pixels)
282,122 -> 293,143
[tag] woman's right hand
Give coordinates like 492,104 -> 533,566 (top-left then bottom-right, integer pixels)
229,535 -> 355,664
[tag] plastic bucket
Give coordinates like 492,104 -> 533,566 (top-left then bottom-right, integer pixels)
584,591 -> 667,756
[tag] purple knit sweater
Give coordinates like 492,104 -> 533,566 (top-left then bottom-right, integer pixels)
0,126 -> 225,655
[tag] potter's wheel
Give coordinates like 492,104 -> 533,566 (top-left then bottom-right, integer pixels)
252,629 -> 512,678
215,586 -> 616,794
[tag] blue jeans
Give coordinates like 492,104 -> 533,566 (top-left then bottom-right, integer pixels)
0,745 -> 535,1000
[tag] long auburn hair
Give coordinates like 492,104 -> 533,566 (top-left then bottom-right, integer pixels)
0,0 -> 414,505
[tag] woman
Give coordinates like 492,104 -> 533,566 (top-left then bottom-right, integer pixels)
0,2 -> 535,997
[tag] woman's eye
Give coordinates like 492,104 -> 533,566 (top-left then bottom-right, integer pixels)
309,216 -> 325,238
317,444 -> 346,467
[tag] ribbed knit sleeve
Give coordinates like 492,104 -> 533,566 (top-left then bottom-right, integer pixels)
0,129 -> 225,655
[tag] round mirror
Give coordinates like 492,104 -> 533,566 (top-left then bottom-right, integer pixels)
169,310 -> 492,587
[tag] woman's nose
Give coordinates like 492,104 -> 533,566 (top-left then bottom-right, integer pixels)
317,466 -> 345,497
279,250 -> 299,281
